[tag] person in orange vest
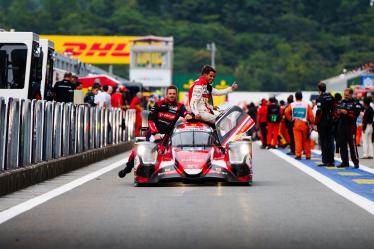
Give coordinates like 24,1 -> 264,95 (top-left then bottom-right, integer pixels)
256,99 -> 268,149
266,97 -> 282,149
130,92 -> 143,136
285,91 -> 314,160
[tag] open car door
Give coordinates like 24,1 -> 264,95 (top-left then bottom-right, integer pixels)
215,106 -> 255,146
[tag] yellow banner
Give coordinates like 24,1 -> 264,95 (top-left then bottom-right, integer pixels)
41,35 -> 140,64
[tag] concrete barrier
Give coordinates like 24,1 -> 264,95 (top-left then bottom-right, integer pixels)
0,141 -> 133,196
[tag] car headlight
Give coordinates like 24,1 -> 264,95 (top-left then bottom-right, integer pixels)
136,143 -> 158,164
228,142 -> 251,164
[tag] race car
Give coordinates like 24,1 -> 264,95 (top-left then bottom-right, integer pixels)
133,106 -> 255,185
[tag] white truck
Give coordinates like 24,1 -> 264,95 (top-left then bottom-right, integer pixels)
0,32 -> 44,100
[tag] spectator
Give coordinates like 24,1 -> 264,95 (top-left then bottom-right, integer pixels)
247,102 -> 257,139
257,99 -> 268,149
53,72 -> 75,103
93,78 -> 101,89
361,97 -> 373,159
95,85 -> 112,108
75,80 -> 83,90
71,75 -> 80,88
147,96 -> 156,110
266,97 -> 281,149
84,85 -> 100,107
278,100 -> 289,148
131,92 -> 144,136
111,86 -> 124,108
247,102 -> 257,121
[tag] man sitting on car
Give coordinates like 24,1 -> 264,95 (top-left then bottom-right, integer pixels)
187,65 -> 238,124
118,86 -> 192,178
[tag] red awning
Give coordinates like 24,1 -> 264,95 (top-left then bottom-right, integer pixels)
79,75 -> 120,88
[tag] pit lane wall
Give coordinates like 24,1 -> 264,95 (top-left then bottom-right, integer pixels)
0,97 -> 135,196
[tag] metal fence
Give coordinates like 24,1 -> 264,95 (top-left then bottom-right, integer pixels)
0,97 -> 136,171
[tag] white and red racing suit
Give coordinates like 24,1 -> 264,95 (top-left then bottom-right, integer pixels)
187,76 -> 232,124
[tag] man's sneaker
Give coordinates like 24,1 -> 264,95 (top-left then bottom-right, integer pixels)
295,156 -> 301,160
354,164 -> 359,169
337,163 -> 349,168
118,169 -> 127,178
306,157 -> 311,160
118,161 -> 134,178
286,151 -> 295,155
317,163 -> 327,167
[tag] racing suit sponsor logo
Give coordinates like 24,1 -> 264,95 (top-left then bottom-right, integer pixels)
158,112 -> 176,120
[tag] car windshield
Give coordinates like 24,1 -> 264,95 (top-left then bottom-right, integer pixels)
171,131 -> 215,147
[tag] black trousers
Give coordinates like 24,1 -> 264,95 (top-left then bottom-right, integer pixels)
318,124 -> 335,164
260,122 -> 267,146
286,122 -> 295,153
334,122 -> 340,153
338,123 -> 359,165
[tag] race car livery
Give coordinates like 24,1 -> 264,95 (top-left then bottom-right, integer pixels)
133,106 -> 255,185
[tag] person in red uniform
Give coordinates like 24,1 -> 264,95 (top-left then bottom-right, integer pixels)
266,97 -> 282,149
278,100 -> 289,148
256,99 -> 268,149
111,86 -> 126,108
118,86 -> 192,178
130,92 -> 143,136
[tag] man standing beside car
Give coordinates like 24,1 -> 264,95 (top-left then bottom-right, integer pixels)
118,86 -> 192,178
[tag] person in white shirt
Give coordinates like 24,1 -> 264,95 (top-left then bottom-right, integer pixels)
95,85 -> 112,108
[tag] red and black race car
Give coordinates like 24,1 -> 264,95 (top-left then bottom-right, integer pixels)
133,106 -> 255,185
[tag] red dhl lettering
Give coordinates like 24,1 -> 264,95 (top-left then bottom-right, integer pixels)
62,42 -> 130,57
85,43 -> 114,56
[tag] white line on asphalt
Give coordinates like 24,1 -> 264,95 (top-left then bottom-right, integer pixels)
311,149 -> 374,174
0,158 -> 128,225
268,147 -> 374,216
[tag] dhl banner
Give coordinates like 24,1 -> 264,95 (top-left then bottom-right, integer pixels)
41,35 -> 140,64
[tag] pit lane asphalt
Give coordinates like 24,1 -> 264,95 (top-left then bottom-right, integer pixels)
0,144 -> 373,249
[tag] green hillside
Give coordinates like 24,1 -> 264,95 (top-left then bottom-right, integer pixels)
1,0 -> 373,91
